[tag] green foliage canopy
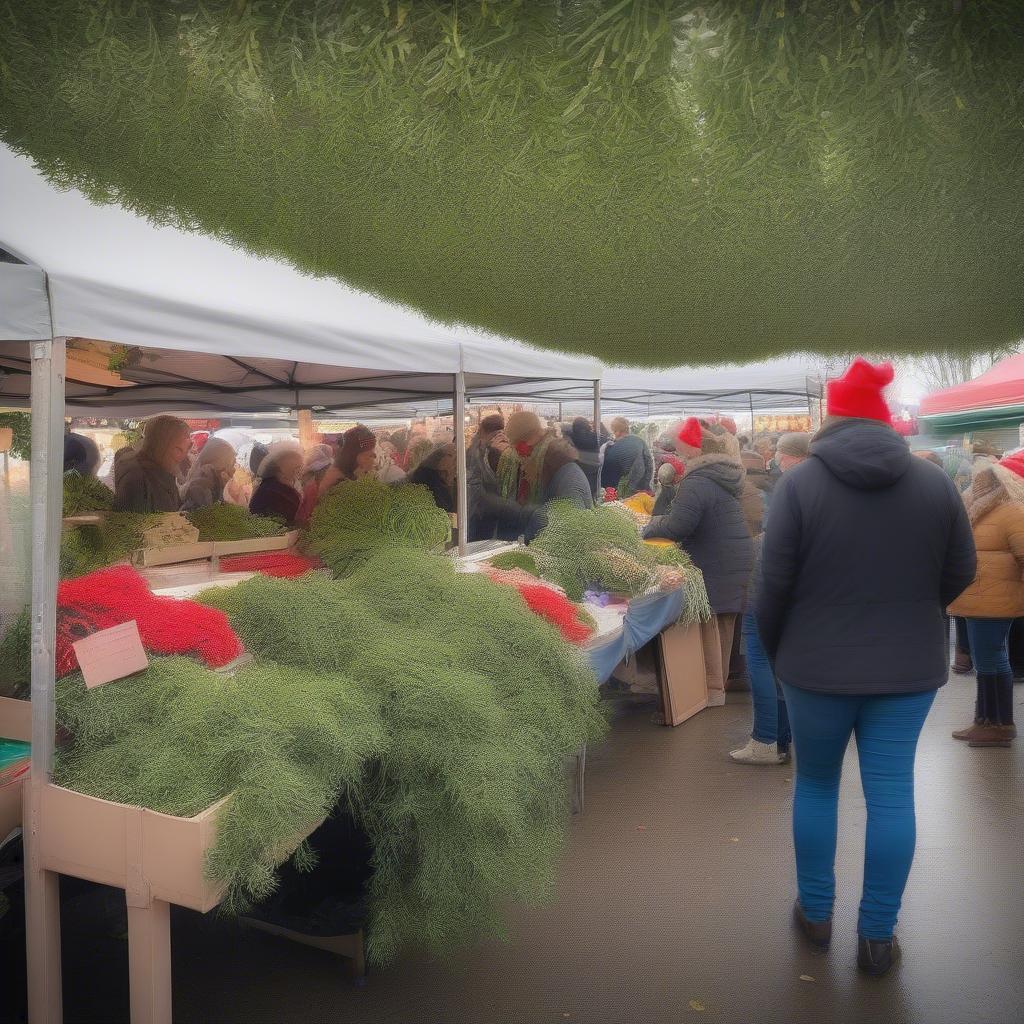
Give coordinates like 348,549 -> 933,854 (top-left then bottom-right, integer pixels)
1,2 -> 1021,364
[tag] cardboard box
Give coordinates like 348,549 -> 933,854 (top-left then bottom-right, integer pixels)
658,621 -> 708,726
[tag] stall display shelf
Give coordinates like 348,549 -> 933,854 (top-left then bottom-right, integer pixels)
134,530 -> 299,568
0,695 -> 31,840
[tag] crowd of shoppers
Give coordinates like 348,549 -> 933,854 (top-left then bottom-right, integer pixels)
75,375 -> 1018,982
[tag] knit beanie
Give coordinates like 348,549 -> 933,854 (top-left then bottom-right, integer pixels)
998,451 -> 1024,481
675,417 -> 736,458
826,358 -> 894,425
776,432 -> 810,459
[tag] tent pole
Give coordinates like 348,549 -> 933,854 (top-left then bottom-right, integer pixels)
454,371 -> 468,556
29,336 -> 64,780
748,392 -> 755,438
27,335 -> 66,1024
593,380 -> 601,434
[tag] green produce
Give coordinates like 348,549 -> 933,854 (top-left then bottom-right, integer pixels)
54,657 -> 386,913
307,477 -> 451,577
59,513 -> 156,579
0,607 -> 30,700
1,3 -> 1020,362
197,551 -> 605,962
185,503 -> 286,542
0,412 -> 31,460
531,501 -> 711,623
488,550 -> 539,576
62,470 -> 114,516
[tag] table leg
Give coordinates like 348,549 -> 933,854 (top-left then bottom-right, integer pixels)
573,744 -> 587,814
126,898 -> 172,1024
25,782 -> 62,1024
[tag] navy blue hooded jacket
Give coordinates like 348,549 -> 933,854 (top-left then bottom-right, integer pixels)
756,419 -> 976,696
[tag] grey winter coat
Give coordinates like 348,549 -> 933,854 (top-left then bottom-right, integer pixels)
643,455 -> 754,613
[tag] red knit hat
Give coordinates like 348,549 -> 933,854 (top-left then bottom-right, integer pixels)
677,417 -> 703,450
826,358 -> 895,425
999,451 -> 1024,480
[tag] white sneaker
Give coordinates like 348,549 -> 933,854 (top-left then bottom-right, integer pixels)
729,738 -> 784,764
706,690 -> 727,707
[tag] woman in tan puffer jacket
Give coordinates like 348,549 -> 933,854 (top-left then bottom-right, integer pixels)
948,456 -> 1024,747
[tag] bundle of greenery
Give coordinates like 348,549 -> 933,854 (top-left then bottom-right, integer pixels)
530,501 -> 710,622
55,548 -> 605,965
307,477 -> 451,576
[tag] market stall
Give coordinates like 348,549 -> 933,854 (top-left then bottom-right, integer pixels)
0,144 -> 626,1024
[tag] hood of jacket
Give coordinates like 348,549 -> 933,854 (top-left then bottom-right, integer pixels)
684,454 -> 745,497
810,418 -> 910,491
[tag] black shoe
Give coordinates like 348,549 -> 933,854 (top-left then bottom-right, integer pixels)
857,936 -> 901,977
793,900 -> 832,953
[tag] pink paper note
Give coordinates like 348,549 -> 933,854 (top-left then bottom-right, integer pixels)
72,620 -> 149,689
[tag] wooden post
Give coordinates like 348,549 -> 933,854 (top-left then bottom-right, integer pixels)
297,409 -> 316,449
126,901 -> 173,1024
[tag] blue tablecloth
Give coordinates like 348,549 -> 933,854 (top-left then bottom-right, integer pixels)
585,588 -> 685,684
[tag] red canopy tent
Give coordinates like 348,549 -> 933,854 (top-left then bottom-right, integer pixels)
919,354 -> 1024,434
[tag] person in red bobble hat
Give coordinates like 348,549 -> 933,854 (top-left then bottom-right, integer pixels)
947,450 -> 1024,748
756,357 -> 976,977
644,416 -> 753,707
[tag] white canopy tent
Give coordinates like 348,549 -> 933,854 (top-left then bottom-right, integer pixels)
0,145 -> 600,411
0,142 -> 607,1024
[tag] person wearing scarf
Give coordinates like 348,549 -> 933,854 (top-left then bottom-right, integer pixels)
499,412 -> 593,537
295,443 -> 334,527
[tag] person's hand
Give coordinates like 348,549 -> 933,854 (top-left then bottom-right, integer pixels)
490,430 -> 510,453
658,567 -> 683,591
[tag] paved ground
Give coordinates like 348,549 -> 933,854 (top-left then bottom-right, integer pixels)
3,672 -> 1022,1023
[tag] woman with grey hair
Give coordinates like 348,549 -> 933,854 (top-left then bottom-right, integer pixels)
249,442 -> 304,527
180,437 -> 237,511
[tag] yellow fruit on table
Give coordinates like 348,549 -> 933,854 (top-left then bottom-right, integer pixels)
623,493 -> 655,515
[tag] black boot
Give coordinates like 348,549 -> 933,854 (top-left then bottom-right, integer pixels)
793,900 -> 832,953
858,936 -> 901,977
994,671 -> 1017,738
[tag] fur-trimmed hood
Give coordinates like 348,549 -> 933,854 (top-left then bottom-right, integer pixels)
966,464 -> 1024,525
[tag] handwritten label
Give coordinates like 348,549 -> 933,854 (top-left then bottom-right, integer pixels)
142,513 -> 200,550
72,621 -> 149,689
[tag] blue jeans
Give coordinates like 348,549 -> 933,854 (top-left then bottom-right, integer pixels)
965,617 -> 1013,674
781,684 -> 937,940
743,612 -> 791,750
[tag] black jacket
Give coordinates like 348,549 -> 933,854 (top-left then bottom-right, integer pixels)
408,464 -> 455,514
643,456 -> 753,613
249,478 -> 301,528
466,438 -> 535,542
756,419 -> 977,696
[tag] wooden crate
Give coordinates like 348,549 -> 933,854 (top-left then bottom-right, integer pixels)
36,784 -> 230,912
